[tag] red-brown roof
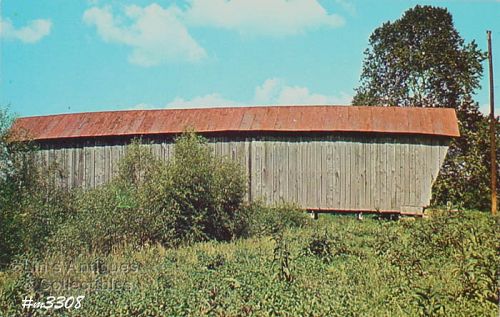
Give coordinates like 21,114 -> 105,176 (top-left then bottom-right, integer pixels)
10,105 -> 460,141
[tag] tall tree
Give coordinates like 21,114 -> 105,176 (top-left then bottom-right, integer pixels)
353,5 -> 498,210
353,5 -> 484,109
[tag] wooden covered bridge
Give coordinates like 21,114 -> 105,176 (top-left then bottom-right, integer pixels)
12,105 -> 459,215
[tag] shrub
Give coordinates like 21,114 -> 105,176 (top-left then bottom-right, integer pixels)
17,162 -> 75,256
0,108 -> 22,266
160,132 -> 247,244
303,230 -> 350,263
242,201 -> 310,236
51,133 -> 249,254
51,140 -> 171,255
375,210 -> 499,308
1,107 -> 74,265
197,251 -> 226,270
303,231 -> 334,262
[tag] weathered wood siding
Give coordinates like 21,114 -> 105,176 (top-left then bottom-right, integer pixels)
34,134 -> 449,212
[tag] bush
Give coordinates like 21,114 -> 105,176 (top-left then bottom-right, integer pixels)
161,132 -> 247,244
197,251 -> 226,270
375,210 -> 499,307
303,231 -> 334,262
50,140 -> 169,255
0,107 -> 21,266
0,107 -> 74,265
51,133 -> 249,254
241,201 -> 310,236
303,230 -> 350,263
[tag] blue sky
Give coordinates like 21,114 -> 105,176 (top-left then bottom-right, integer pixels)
1,0 -> 499,117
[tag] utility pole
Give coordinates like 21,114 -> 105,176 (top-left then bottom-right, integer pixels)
487,31 -> 497,216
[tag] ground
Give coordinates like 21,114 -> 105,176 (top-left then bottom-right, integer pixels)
0,210 -> 498,316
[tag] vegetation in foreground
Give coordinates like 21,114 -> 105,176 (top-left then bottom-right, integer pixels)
1,211 -> 498,316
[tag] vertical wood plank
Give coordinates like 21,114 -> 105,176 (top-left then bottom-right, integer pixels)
411,140 -> 417,207
309,138 -> 316,208
338,137 -> 345,210
360,139 -> 367,209
326,137 -> 334,208
373,139 -> 380,209
333,136 -> 341,209
245,139 -> 251,202
277,141 -> 283,202
302,137 -> 308,207
367,140 -> 373,210
387,139 -> 395,209
94,141 -> 102,187
297,137 -> 304,206
68,147 -> 74,189
423,139 -> 434,205
350,136 -> 356,210
346,136 -> 352,210
404,138 -> 410,207
356,139 -> 363,209
394,140 -> 401,210
283,141 -> 289,202
289,140 -> 298,203
416,139 -> 423,206
262,141 -> 270,203
255,140 -> 262,201
314,139 -> 321,208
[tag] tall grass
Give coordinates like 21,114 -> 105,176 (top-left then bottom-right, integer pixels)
1,212 -> 497,316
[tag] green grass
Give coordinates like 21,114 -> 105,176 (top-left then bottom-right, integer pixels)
1,210 -> 498,316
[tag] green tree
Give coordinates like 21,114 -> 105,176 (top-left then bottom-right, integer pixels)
353,5 -> 484,109
433,109 -> 499,210
353,5 -> 498,210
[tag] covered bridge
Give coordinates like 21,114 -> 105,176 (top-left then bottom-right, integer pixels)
12,105 -> 459,215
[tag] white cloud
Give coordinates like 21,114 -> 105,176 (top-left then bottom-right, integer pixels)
254,78 -> 282,103
168,93 -> 241,108
334,0 -> 356,15
83,4 -> 206,66
83,1 -> 344,65
254,78 -> 352,105
130,103 -> 156,110
185,0 -> 345,36
164,78 -> 352,109
0,18 -> 52,43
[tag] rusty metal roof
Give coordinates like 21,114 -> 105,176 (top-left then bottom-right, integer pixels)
10,105 -> 460,141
